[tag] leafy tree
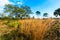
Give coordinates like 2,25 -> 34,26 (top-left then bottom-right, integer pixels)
4,4 -> 31,19
54,8 -> 60,17
43,13 -> 48,17
21,5 -> 33,18
21,5 -> 32,14
36,11 -> 40,18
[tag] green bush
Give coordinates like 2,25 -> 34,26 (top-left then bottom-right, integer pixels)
6,20 -> 20,28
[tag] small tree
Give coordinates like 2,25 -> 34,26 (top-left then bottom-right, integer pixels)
43,13 -> 48,17
4,4 -> 32,19
36,11 -> 40,18
54,8 -> 60,17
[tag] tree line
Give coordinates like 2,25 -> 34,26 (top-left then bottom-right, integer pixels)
0,4 -> 60,19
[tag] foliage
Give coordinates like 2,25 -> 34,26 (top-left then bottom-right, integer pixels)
36,11 -> 40,15
43,13 -> 48,17
4,4 -> 32,19
54,8 -> 60,17
36,11 -> 40,18
4,4 -> 25,18
21,5 -> 32,14
6,20 -> 20,28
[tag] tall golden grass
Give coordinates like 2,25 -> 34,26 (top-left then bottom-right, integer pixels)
0,18 -> 59,40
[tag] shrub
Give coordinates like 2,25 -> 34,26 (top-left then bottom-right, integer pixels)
6,20 -> 20,28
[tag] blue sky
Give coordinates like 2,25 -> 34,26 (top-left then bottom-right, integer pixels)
0,0 -> 60,18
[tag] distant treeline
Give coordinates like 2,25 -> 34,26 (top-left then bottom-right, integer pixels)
0,4 -> 60,19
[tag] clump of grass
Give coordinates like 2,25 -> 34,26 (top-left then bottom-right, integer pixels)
1,20 -> 31,40
43,22 -> 60,40
1,27 -> 31,40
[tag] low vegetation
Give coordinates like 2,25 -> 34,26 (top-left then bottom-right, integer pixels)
0,3 -> 60,40
0,18 -> 60,40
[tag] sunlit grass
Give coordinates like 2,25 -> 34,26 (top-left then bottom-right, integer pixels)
0,18 -> 59,40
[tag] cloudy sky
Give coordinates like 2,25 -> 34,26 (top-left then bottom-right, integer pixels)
0,0 -> 60,18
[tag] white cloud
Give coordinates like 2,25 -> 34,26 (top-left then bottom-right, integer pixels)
0,0 -> 11,13
0,0 -> 10,6
0,0 -> 23,13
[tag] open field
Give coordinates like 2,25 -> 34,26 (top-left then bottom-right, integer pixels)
0,18 -> 60,40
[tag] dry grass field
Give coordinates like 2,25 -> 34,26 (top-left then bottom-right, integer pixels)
0,18 -> 60,40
